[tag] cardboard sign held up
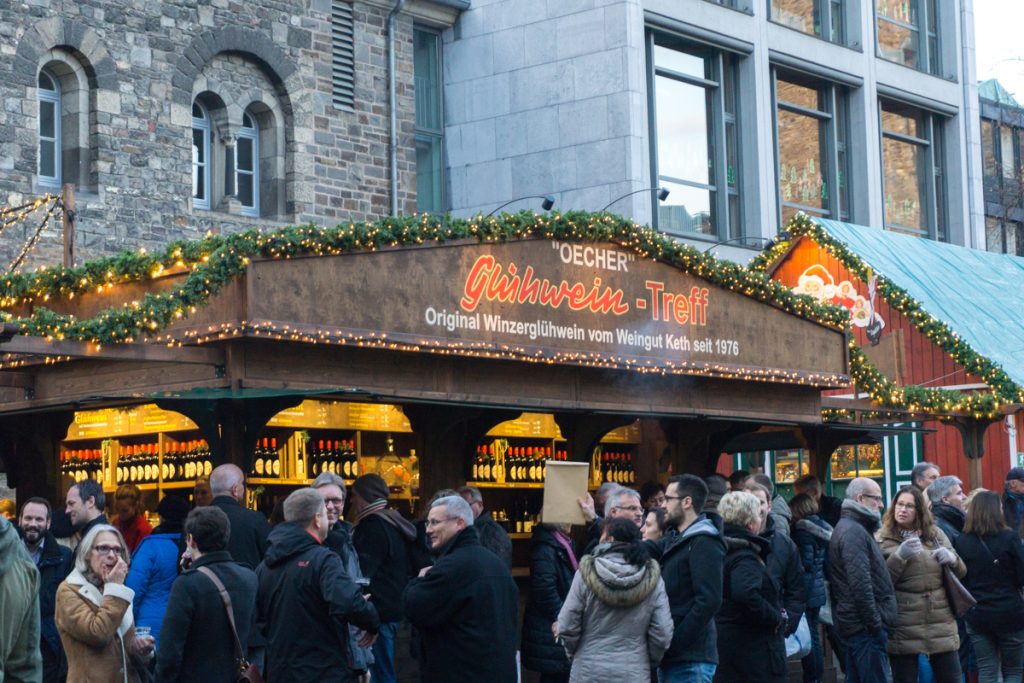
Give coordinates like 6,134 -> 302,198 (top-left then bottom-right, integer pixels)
542,460 -> 590,526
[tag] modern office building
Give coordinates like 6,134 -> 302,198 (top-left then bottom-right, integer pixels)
442,0 -> 986,259
979,78 -> 1024,255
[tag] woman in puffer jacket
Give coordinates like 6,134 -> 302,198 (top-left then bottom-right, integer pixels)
877,485 -> 967,683
555,517 -> 672,683
790,493 -> 833,683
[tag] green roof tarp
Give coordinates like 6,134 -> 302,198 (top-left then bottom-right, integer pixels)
808,218 -> 1024,388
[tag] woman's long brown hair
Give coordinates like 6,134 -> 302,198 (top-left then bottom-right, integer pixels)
964,490 -> 1008,536
881,485 -> 937,544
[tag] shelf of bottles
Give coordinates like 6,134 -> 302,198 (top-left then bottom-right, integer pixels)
60,404 -> 211,494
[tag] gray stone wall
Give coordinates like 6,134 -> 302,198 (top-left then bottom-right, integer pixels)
0,0 -> 420,270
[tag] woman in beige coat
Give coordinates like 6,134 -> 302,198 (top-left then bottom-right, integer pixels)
56,524 -> 154,683
877,485 -> 967,683
555,517 -> 673,682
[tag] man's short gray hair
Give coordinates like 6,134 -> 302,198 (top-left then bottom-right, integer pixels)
752,473 -> 775,497
845,477 -> 876,501
210,464 -> 244,497
911,462 -> 939,486
605,487 -> 641,517
311,471 -> 347,494
457,485 -> 482,504
432,495 -> 474,526
927,475 -> 963,504
74,524 -> 128,575
283,488 -> 325,525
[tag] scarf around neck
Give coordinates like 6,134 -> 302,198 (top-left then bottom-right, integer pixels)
553,529 -> 578,571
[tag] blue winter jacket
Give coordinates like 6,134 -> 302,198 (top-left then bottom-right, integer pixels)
791,515 -> 832,610
126,531 -> 181,644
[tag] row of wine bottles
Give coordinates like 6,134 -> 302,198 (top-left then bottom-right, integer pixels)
470,445 -> 570,483
598,451 -> 636,485
118,442 -> 213,484
248,438 -> 362,480
61,450 -> 102,483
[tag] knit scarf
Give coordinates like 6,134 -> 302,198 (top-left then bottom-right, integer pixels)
553,528 -> 578,571
355,499 -> 388,524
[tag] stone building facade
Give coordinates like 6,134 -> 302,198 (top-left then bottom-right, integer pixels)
0,0 -> 465,267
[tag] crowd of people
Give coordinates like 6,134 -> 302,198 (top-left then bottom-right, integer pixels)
3,458 -> 1024,683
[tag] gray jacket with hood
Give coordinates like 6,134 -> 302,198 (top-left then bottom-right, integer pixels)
556,545 -> 673,683
0,515 -> 42,682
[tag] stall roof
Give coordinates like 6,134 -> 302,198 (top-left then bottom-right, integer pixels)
807,218 -> 1024,389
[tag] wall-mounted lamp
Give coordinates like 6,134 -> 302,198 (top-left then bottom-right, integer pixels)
601,187 -> 670,212
484,194 -> 556,218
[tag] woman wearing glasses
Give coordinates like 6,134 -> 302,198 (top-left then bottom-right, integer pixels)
877,485 -> 967,683
55,524 -> 154,683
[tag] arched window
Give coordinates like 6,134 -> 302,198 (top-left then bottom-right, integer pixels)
236,112 -> 259,217
192,102 -> 211,210
38,70 -> 61,187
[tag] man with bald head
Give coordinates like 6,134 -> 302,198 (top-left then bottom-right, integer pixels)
210,464 -> 271,570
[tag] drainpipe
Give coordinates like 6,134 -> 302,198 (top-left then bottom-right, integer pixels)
388,0 -> 408,217
960,0 -> 978,248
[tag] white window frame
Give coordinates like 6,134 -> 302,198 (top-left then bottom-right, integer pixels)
38,70 -> 62,188
192,102 -> 211,210
236,112 -> 259,217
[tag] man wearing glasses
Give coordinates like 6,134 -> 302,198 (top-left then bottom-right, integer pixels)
827,477 -> 897,683
404,495 -> 518,683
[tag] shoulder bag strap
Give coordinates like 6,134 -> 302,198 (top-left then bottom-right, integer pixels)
196,566 -> 246,664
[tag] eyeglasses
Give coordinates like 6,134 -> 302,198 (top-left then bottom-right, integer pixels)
615,505 -> 643,513
322,498 -> 345,507
860,494 -> 883,502
93,545 -> 124,556
894,503 -> 916,510
426,517 -> 454,528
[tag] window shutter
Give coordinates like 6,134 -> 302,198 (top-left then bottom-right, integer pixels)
332,1 -> 356,109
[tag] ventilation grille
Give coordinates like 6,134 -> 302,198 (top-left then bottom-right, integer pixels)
332,1 -> 355,109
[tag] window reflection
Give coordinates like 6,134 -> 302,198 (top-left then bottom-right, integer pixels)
880,100 -> 942,238
882,136 -> 926,232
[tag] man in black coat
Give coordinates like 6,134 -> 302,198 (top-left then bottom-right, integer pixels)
646,474 -> 725,682
745,481 -> 806,635
257,488 -> 380,683
63,479 -> 108,551
209,464 -> 270,569
350,474 -> 417,683
156,506 -> 258,683
18,497 -> 72,683
458,485 -> 512,568
404,495 -> 518,683
521,523 -> 575,678
828,477 -> 896,683
1003,467 -> 1024,537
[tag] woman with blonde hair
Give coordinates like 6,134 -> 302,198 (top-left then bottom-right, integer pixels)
56,524 -> 153,683
714,491 -> 787,683
878,485 -> 966,682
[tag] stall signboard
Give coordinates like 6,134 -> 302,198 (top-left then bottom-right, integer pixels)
247,239 -> 848,386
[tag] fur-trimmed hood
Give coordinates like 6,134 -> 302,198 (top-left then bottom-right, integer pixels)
580,548 -> 661,608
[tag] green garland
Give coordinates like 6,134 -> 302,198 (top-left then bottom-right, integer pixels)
3,211 -> 853,347
753,214 -> 1023,419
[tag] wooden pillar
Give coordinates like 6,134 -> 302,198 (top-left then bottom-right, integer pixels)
949,417 -> 993,490
404,405 -> 519,514
660,418 -> 760,476
0,411 -> 75,506
552,413 -> 636,464
799,426 -> 852,481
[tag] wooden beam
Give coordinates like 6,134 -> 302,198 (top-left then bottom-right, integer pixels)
0,331 -> 224,366
0,372 -> 33,389
62,184 -> 75,268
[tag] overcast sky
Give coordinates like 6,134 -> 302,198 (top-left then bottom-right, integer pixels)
974,0 -> 1024,101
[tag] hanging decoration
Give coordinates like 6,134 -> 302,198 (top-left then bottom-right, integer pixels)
751,213 -> 1023,420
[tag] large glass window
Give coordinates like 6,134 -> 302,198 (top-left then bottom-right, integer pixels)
192,102 -> 211,210
880,100 -> 945,239
414,28 -> 444,214
876,0 -> 939,74
771,0 -> 844,43
774,70 -> 849,225
236,112 -> 259,217
986,217 -> 1024,256
38,71 -> 61,187
649,34 -> 741,240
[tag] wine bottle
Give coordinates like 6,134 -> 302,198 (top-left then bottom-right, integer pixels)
271,438 -> 280,477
